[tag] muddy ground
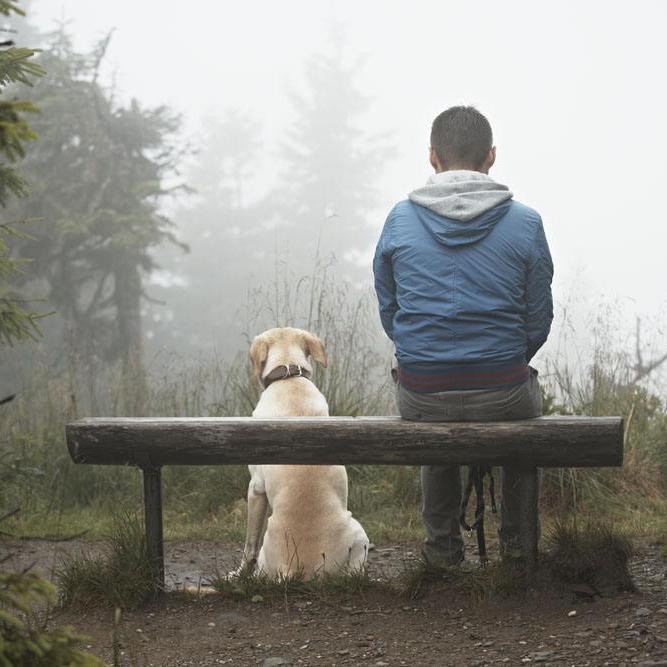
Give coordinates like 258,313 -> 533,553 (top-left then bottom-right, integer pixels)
3,537 -> 667,666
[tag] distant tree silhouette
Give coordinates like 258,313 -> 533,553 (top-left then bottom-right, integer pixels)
148,29 -> 394,358
145,109 -> 267,355
273,25 -> 393,282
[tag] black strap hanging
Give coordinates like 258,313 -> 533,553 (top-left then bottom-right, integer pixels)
460,465 -> 497,565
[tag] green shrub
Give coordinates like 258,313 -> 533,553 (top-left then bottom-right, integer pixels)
0,569 -> 103,666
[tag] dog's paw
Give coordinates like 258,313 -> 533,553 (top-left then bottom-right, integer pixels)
227,558 -> 257,580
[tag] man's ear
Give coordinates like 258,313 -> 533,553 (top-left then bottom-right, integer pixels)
429,146 -> 441,172
249,335 -> 269,386
482,146 -> 496,173
303,332 -> 328,368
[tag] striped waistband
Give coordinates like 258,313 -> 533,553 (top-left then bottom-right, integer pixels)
397,360 -> 529,393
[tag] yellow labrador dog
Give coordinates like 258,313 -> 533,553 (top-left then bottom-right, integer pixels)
238,327 -> 369,578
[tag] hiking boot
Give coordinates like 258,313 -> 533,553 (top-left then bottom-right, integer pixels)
499,538 -> 523,561
421,546 -> 465,569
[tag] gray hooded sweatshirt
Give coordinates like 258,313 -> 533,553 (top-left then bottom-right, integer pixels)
409,169 -> 513,222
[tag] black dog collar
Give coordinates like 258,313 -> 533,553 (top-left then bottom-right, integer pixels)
262,364 -> 312,389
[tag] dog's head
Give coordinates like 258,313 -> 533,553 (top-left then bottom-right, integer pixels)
249,327 -> 327,387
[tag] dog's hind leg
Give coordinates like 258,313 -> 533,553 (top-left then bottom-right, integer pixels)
240,478 -> 269,572
243,482 -> 269,565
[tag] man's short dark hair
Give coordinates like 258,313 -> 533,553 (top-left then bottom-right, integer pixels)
430,106 -> 493,170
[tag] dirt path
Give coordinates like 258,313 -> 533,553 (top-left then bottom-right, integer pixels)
3,538 -> 667,666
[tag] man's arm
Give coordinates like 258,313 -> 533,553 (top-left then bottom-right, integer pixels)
525,218 -> 554,362
373,214 -> 398,341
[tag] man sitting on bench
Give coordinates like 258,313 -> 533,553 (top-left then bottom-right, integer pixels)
373,105 -> 554,566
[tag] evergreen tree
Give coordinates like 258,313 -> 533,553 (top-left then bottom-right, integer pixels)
8,30 -> 183,366
0,6 -> 104,664
274,27 -> 392,281
0,0 -> 45,347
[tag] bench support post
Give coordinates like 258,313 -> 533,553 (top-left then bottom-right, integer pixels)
142,466 -> 165,590
518,466 -> 539,573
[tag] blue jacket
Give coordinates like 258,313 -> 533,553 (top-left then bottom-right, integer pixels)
373,179 -> 553,392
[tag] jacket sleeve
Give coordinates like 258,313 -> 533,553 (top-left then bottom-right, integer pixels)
525,218 -> 554,362
373,213 -> 398,341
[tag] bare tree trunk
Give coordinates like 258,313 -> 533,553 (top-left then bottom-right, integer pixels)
114,263 -> 146,415
632,316 -> 667,384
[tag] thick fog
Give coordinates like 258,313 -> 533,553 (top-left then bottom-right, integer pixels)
24,0 -> 667,370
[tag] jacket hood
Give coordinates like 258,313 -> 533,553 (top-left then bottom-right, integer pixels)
408,170 -> 513,247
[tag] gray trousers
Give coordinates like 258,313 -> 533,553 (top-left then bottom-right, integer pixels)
396,368 -> 543,564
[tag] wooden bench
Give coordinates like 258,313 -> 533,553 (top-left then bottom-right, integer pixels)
65,416 -> 623,587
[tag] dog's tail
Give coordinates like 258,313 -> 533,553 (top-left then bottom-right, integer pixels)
181,584 -> 217,597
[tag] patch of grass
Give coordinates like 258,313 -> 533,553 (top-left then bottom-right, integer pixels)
398,556 -> 526,601
355,506 -> 422,544
57,512 -> 160,609
162,509 -> 247,543
399,517 -> 638,600
542,518 -> 635,594
209,565 -> 384,602
3,499 -> 249,543
4,506 -> 121,541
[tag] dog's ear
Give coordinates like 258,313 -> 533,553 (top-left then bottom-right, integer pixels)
249,335 -> 269,386
302,332 -> 328,368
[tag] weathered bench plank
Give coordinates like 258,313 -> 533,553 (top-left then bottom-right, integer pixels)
66,416 -> 623,468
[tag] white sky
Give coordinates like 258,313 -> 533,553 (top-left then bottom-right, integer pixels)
30,0 -> 667,352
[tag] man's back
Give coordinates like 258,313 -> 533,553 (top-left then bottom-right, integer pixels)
374,170 -> 553,393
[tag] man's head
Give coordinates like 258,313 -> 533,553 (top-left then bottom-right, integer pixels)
429,106 -> 496,174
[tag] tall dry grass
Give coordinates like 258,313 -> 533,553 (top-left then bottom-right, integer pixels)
1,270 -> 666,541
539,305 -> 667,517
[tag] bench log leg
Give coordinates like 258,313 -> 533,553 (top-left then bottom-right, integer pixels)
142,466 -> 165,590
518,466 -> 539,574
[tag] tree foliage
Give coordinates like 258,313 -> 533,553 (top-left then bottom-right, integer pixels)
0,570 -> 104,666
0,9 -> 102,667
0,0 -> 45,347
9,30 -> 184,362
